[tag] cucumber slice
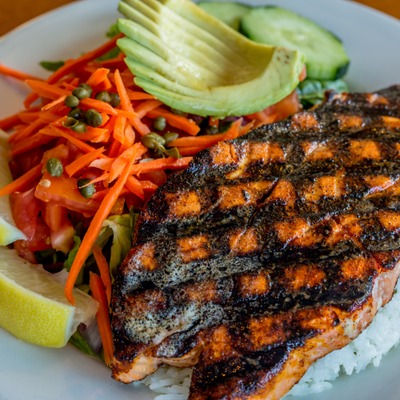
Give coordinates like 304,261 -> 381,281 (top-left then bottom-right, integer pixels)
198,2 -> 250,31
240,6 -> 350,81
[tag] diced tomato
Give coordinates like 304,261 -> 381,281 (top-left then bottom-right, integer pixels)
43,203 -> 69,232
41,143 -> 70,166
10,188 -> 51,252
35,172 -> 102,216
27,216 -> 52,251
50,223 -> 75,254
10,188 -> 41,241
13,240 -> 37,264
43,202 -> 75,253
9,148 -> 42,179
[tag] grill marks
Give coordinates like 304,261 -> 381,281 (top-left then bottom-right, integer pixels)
114,248 -> 400,362
111,85 -> 400,399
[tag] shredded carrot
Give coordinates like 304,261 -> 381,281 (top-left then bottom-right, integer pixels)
114,69 -> 150,136
147,108 -> 200,136
140,180 -> 159,191
95,52 -> 125,69
90,157 -> 114,171
65,126 -> 110,143
23,92 -> 40,109
168,119 -> 244,149
86,68 -> 110,87
135,99 -> 163,119
123,123 -> 135,148
9,113 -> 60,144
108,148 -> 134,183
109,143 -> 147,182
125,175 -> 145,199
107,140 -> 121,158
65,149 -> 137,305
10,132 -> 55,157
25,79 -> 69,100
169,131 -> 225,148
126,89 -> 155,101
0,64 -> 41,81
41,95 -> 67,112
92,246 -> 112,305
0,164 -> 43,196
0,113 -> 24,130
42,126 -> 105,154
80,97 -> 118,115
89,272 -> 114,366
131,156 -> 193,175
113,116 -> 127,145
65,147 -> 105,177
88,172 -> 110,186
46,34 -> 123,84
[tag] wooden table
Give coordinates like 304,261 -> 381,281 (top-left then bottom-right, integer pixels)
0,0 -> 398,37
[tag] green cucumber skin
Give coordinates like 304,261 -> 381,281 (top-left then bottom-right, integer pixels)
240,6 -> 350,81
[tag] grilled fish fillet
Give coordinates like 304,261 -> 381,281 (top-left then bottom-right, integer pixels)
111,85 -> 400,399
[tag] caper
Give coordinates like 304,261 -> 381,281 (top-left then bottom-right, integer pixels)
68,107 -> 85,120
77,178 -> 96,198
109,92 -> 121,107
64,95 -> 80,108
71,121 -> 87,133
163,147 -> 181,158
72,83 -> 93,100
85,109 -> 103,127
153,116 -> 167,132
63,116 -> 79,128
46,157 -> 63,177
95,91 -> 112,103
163,132 -> 179,145
141,132 -> 166,150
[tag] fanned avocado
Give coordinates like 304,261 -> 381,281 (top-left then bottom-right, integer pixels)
117,0 -> 305,117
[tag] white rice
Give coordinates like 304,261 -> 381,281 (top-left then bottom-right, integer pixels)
139,281 -> 400,399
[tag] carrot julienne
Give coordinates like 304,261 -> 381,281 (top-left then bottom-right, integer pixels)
130,156 -> 193,175
92,246 -> 112,305
147,107 -> 201,136
46,33 -> 123,84
64,147 -> 138,305
86,67 -> 111,87
65,147 -> 106,177
0,164 -> 43,196
0,64 -> 41,81
89,272 -> 114,366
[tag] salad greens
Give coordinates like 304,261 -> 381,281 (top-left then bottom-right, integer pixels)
297,78 -> 349,108
39,60 -> 65,72
96,213 -> 136,278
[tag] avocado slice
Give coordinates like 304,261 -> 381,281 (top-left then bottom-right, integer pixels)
197,2 -> 251,31
117,0 -> 305,117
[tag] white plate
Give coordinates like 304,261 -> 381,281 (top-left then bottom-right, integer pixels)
0,1 -> 400,399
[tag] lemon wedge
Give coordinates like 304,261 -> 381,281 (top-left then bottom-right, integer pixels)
0,130 -> 26,245
0,247 -> 98,347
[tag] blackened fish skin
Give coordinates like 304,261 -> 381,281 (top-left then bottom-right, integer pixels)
111,85 -> 400,400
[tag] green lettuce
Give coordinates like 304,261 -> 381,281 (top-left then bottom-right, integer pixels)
297,78 -> 349,108
96,213 -> 137,278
